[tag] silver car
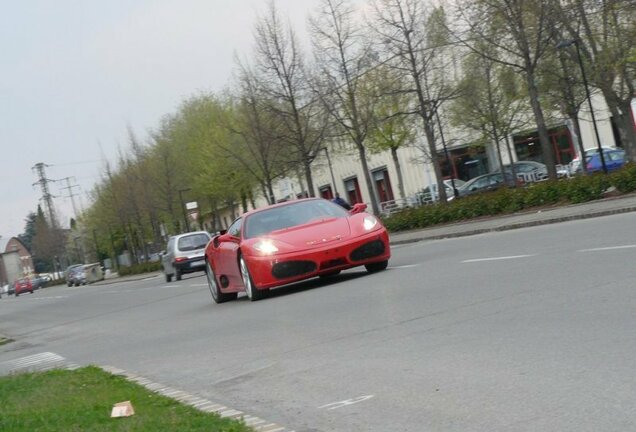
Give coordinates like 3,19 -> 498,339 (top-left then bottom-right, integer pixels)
161,231 -> 211,282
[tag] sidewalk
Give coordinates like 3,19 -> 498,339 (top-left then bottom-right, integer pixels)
388,193 -> 636,245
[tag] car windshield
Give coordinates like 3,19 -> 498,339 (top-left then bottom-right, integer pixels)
244,199 -> 349,239
177,233 -> 210,251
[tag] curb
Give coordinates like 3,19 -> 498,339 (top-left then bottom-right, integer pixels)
388,206 -> 636,246
0,352 -> 294,432
92,273 -> 162,286
101,365 -> 295,432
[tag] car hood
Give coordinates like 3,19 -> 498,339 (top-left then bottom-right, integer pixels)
246,217 -> 352,254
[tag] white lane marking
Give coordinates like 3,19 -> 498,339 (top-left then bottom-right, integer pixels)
578,244 -> 636,253
318,395 -> 374,410
190,283 -> 208,287
462,254 -> 536,263
13,296 -> 68,301
390,264 -> 419,269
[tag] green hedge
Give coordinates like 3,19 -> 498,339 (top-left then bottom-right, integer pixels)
117,261 -> 162,276
382,164 -> 636,232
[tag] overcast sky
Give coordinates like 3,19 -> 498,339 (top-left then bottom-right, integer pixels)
0,0 -> 314,238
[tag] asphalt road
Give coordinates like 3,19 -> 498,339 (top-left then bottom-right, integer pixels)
2,213 -> 636,432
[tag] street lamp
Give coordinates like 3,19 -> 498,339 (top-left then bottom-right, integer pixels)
556,39 -> 608,174
178,188 -> 191,233
322,147 -> 338,196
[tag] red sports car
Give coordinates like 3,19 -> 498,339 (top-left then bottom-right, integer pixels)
204,198 -> 391,302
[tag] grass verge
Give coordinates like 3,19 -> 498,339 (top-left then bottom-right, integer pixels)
0,366 -> 252,431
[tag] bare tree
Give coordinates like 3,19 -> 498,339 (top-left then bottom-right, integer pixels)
226,62 -> 288,205
371,0 -> 460,203
450,47 -> 533,181
310,0 -> 383,213
551,0 -> 636,162
452,0 -> 560,180
366,64 -> 417,201
253,1 -> 326,197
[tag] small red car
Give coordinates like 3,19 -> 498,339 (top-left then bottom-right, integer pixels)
204,198 -> 391,302
14,278 -> 34,296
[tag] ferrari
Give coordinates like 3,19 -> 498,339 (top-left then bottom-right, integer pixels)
204,198 -> 391,302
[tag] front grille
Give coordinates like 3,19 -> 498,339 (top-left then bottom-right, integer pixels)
320,258 -> 346,270
350,240 -> 385,262
272,260 -> 317,279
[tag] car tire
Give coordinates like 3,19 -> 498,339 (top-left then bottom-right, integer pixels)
206,261 -> 237,304
15,292 -> 19,297
165,273 -> 172,283
175,269 -> 182,281
365,260 -> 389,273
239,255 -> 269,301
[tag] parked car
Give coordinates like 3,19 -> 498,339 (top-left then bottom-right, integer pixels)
65,264 -> 87,287
578,149 -> 626,173
417,179 -> 466,203
161,231 -> 212,282
204,198 -> 391,303
454,172 -> 518,198
498,161 -> 548,183
14,278 -> 34,296
569,146 -> 618,174
31,274 -> 49,290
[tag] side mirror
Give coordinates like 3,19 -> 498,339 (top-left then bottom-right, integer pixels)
218,233 -> 239,243
350,203 -> 367,215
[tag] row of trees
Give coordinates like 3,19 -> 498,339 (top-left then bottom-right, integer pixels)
22,0 -> 635,269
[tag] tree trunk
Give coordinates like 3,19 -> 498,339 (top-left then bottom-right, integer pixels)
357,144 -> 380,215
391,147 -> 406,200
303,159 -> 315,198
525,70 -> 557,179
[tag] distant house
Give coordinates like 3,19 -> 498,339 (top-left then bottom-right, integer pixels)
0,237 -> 34,286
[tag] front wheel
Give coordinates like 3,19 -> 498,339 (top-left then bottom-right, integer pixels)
365,260 -> 388,273
239,256 -> 269,301
206,261 -> 237,304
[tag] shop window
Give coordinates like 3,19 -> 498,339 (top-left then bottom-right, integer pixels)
438,145 -> 489,181
514,126 -> 575,165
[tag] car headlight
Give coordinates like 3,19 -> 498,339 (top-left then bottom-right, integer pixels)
363,215 -> 378,231
253,240 -> 279,254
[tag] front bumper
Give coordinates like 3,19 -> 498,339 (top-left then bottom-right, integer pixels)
246,229 -> 391,289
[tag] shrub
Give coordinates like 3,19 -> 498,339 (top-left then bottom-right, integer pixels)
609,163 -> 636,193
381,164 -> 636,233
564,174 -> 609,203
118,261 -> 162,276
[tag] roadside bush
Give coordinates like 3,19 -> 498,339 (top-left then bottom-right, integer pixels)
563,174 -> 609,203
381,164 -> 636,232
523,180 -> 563,207
118,262 -> 162,277
609,163 -> 636,193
